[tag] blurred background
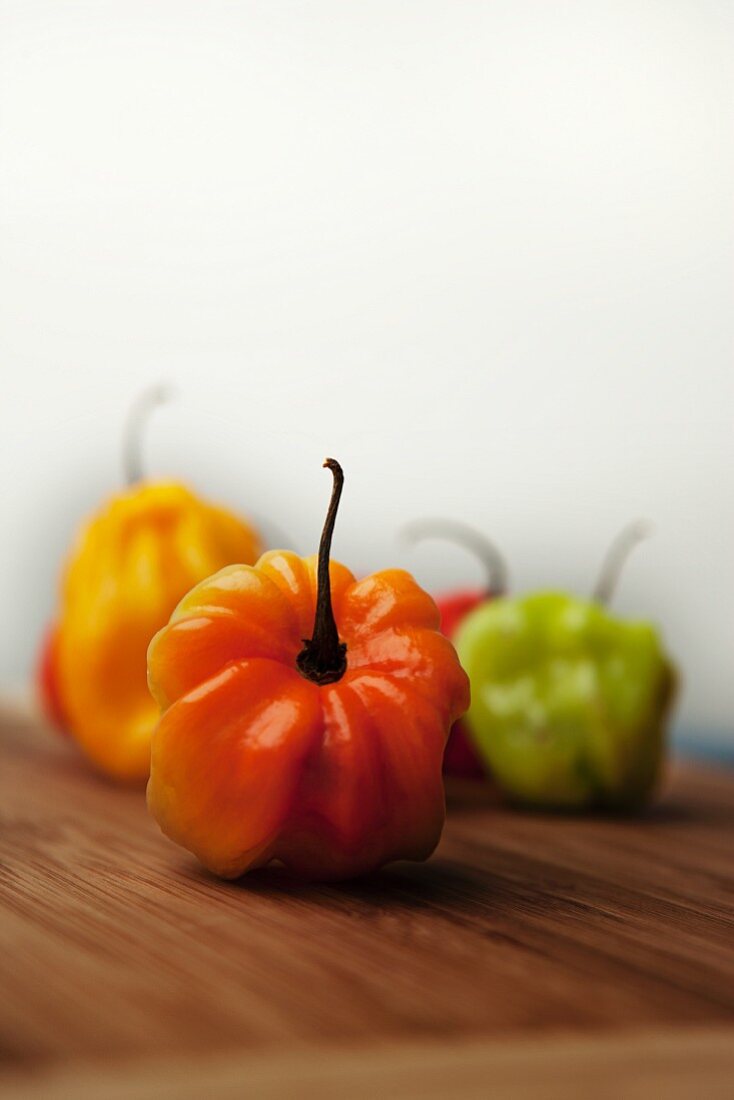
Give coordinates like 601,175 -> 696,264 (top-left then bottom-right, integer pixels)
1,0 -> 732,754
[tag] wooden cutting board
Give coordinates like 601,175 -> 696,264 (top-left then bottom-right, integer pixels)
1,705 -> 732,1098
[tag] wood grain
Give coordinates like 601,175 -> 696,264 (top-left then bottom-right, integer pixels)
1,704 -> 733,1096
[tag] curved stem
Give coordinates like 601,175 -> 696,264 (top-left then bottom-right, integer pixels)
122,384 -> 173,485
592,520 -> 652,605
296,458 -> 347,685
402,519 -> 508,597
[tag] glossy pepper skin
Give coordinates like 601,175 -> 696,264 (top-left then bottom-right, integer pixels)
455,591 -> 676,810
50,480 -> 261,781
147,461 -> 469,881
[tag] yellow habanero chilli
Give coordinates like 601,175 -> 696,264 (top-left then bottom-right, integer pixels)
53,481 -> 261,781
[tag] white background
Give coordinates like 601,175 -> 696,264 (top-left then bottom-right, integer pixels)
1,1 -> 732,748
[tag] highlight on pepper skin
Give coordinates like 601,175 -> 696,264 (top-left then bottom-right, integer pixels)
40,388 -> 262,782
146,459 -> 470,882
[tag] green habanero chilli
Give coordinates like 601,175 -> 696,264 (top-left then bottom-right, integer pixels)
455,590 -> 676,811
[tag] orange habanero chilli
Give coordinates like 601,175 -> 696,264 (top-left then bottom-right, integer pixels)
147,459 -> 469,881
